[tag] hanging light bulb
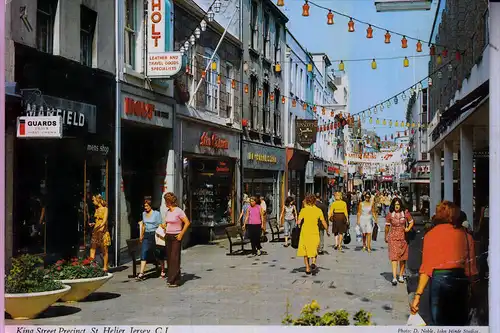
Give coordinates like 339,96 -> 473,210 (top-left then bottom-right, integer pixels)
402,92 -> 407,100
389,120 -> 393,127
442,48 -> 448,57
303,103 -> 307,111
371,59 -> 377,70
282,96 -> 286,104
338,60 -> 345,71
292,99 -> 296,107
383,119 -> 387,125
201,70 -> 206,79
214,0 -> 221,13
403,56 -> 409,68
386,100 -> 391,108
394,96 -> 398,105
366,25 -> 373,39
180,46 -> 185,55
429,44 -> 436,56
244,84 -> 249,94
302,0 -> 310,16
437,71 -> 443,79
277,0 -> 284,6
436,55 -> 442,65
417,82 -> 423,92
379,104 -> 383,112
211,60 -> 217,71
207,9 -> 215,22
455,51 -> 461,61
401,36 -> 408,48
376,118 -> 380,125
275,62 -> 281,72
348,18 -> 355,32
270,92 -> 275,101
190,35 -> 195,45
200,20 -> 207,32
327,10 -> 334,25
428,77 -> 433,86
216,74 -> 221,85
231,79 -> 236,89
384,31 -> 391,44
416,40 -> 422,52
258,88 -> 263,97
448,64 -> 453,72
307,63 -> 313,72
194,27 -> 201,39
184,41 -> 190,49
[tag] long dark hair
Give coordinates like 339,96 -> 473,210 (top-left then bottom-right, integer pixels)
389,197 -> 405,213
285,196 -> 294,206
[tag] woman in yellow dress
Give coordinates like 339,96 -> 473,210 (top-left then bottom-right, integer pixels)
328,192 -> 349,252
297,194 -> 329,274
89,194 -> 111,271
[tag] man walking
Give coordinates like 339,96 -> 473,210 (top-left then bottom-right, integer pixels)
315,193 -> 329,255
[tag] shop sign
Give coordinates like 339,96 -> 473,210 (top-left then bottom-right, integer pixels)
200,132 -> 230,149
87,143 -> 110,156
17,116 -> 62,138
216,161 -> 230,172
382,175 -> 393,182
122,94 -> 173,128
147,52 -> 183,78
242,142 -> 286,171
295,119 -> 318,148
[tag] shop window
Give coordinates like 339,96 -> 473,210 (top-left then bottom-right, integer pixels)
250,2 -> 258,50
36,0 -> 58,53
263,13 -> 270,59
222,62 -> 235,118
205,50 -> 220,113
80,5 -> 97,67
125,0 -> 137,69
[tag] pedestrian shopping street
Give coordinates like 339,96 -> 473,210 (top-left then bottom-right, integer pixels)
8,216 -> 411,326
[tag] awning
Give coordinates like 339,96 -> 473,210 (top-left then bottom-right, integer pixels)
314,169 -> 329,178
286,147 -> 310,170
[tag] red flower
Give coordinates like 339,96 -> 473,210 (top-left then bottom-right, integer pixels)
72,262 -> 78,266
56,266 -> 62,271
56,260 -> 63,265
82,259 -> 91,265
71,257 -> 78,262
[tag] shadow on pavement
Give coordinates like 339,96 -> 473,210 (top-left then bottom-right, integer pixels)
180,273 -> 201,286
380,272 -> 394,282
37,305 -> 81,319
80,292 -> 121,302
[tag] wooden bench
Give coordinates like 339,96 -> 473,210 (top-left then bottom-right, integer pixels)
126,238 -> 159,278
224,226 -> 251,255
269,218 -> 285,242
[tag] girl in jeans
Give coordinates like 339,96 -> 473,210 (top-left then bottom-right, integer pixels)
243,196 -> 266,256
280,197 -> 297,247
137,198 -> 162,280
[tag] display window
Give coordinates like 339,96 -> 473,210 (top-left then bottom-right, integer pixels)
184,156 -> 235,227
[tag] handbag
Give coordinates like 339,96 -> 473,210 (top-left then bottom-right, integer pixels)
372,223 -> 379,241
343,230 -> 351,244
260,232 -> 268,243
405,212 -> 416,242
291,225 -> 300,249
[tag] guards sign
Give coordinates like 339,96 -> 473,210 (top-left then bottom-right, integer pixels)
17,116 -> 63,138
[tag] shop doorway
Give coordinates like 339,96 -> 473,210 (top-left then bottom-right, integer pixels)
121,122 -> 171,239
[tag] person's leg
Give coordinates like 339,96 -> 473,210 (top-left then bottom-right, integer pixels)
391,260 -> 398,281
102,245 -> 109,271
398,260 -> 406,281
362,233 -> 367,249
166,235 -> 173,279
249,225 -> 259,254
338,233 -> 344,252
304,256 -> 311,273
366,233 -> 372,252
167,235 -> 181,286
90,246 -> 96,260
319,229 -> 325,253
283,220 -> 290,246
139,235 -> 150,277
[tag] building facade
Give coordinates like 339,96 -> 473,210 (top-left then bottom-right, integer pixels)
5,0 -> 116,263
240,0 -> 288,220
426,0 -> 489,224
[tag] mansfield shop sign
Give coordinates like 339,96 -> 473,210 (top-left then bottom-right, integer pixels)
295,119 -> 318,148
17,116 -> 63,138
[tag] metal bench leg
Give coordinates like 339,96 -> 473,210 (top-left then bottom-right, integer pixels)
129,252 -> 137,278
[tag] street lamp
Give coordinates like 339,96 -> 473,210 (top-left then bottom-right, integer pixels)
207,10 -> 215,22
194,27 -> 201,39
214,0 -> 221,13
200,20 -> 207,31
374,0 -> 431,12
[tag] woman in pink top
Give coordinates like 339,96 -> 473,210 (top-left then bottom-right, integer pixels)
160,192 -> 191,287
243,196 -> 266,256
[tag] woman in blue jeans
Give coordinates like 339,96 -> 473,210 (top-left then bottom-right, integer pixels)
137,198 -> 163,280
280,197 -> 297,247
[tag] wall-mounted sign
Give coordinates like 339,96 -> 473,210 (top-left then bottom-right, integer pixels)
242,142 -> 286,171
121,94 -> 173,128
87,143 -> 110,156
295,119 -> 317,148
182,121 -> 240,158
200,132 -> 230,149
17,116 -> 63,138
216,161 -> 230,172
147,52 -> 183,78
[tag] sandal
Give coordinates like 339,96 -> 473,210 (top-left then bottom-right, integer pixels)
311,264 -> 317,271
136,273 -> 145,281
305,270 -> 312,275
160,272 -> 166,279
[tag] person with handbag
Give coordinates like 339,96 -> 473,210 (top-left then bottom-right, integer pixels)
296,194 -> 330,274
315,193 -> 329,255
280,196 -> 298,247
384,197 -> 413,285
328,192 -> 349,252
243,196 -> 266,256
136,197 -> 163,280
410,201 -> 478,325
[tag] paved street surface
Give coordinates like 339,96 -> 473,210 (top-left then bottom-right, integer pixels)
8,216 -> 412,325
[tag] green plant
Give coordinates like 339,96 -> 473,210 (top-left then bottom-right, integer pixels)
47,257 -> 107,280
282,300 -> 372,326
6,254 -> 64,294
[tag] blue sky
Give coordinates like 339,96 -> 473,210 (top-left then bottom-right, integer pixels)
280,0 -> 437,138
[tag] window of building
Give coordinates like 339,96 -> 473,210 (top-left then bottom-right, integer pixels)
205,51 -> 220,113
290,62 -> 294,94
263,13 -> 270,58
263,83 -> 270,132
299,69 -> 304,99
421,88 -> 428,125
289,112 -> 294,143
294,64 -> 299,95
125,0 -> 136,69
484,9 -> 489,47
274,89 -> 281,136
250,2 -> 258,50
274,23 -> 281,64
36,0 -> 58,53
80,6 -> 97,67
223,62 -> 235,118
250,77 -> 258,130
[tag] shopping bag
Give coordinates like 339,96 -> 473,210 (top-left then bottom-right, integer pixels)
291,226 -> 300,249
407,313 -> 426,326
372,223 -> 379,241
355,225 -> 362,243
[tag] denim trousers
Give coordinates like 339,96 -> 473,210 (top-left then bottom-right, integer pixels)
430,269 -> 469,326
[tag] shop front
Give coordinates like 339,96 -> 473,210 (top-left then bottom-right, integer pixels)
180,120 -> 240,244
305,161 -> 314,194
118,83 -> 175,254
11,43 -> 115,262
242,142 -> 286,222
286,148 -> 310,210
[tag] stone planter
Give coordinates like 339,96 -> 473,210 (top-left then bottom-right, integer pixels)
57,273 -> 113,302
5,285 -> 71,319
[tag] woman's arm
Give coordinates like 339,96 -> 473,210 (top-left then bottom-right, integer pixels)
297,209 -> 304,226
320,213 -> 329,234
405,211 -> 414,232
243,210 -> 249,229
176,216 -> 191,240
371,203 -> 377,221
357,202 -> 362,224
293,206 -> 299,224
260,208 -> 266,231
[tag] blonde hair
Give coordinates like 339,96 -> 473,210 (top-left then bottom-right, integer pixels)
334,192 -> 342,200
92,194 -> 107,207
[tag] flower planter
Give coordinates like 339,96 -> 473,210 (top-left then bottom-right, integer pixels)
56,273 -> 113,302
5,285 -> 71,320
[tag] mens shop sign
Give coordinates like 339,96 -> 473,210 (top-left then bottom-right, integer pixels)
122,95 -> 173,128
16,116 -> 63,138
242,142 -> 286,171
182,121 -> 240,158
295,119 -> 318,148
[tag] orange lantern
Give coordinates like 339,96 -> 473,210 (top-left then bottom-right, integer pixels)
258,89 -> 263,97
366,25 -> 373,39
401,36 -> 407,48
270,92 -> 274,101
430,44 -> 435,56
201,70 -> 206,79
442,48 -> 448,57
277,0 -> 284,6
302,0 -> 310,16
185,64 -> 190,73
231,79 -> 236,89
244,84 -> 249,94
281,96 -> 286,104
303,103 -> 307,111
216,74 -> 221,85
327,11 -> 334,25
384,31 -> 391,44
330,111 -> 334,117
292,99 -> 297,107
348,18 -> 355,32
416,40 -> 422,52
313,106 -> 317,112
322,107 -> 326,115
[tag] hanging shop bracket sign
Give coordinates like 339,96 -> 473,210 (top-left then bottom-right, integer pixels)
16,116 -> 63,138
295,119 -> 318,149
